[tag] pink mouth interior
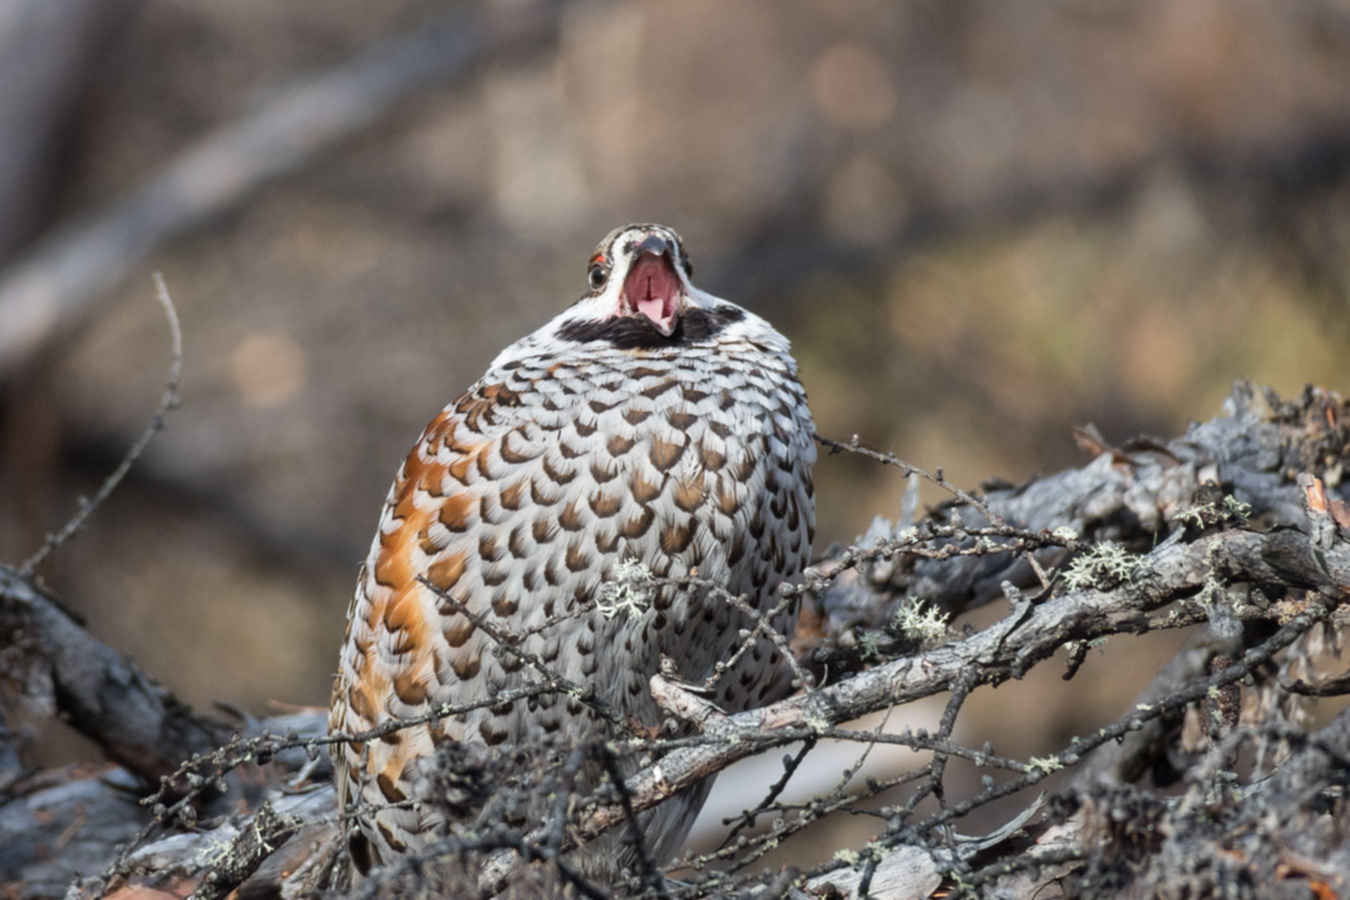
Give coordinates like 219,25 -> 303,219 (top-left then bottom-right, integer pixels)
622,254 -> 680,332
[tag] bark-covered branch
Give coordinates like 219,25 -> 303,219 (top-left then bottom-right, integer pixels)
809,382 -> 1346,656
0,566 -> 233,785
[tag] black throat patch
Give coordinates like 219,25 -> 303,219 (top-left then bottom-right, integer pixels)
556,305 -> 745,350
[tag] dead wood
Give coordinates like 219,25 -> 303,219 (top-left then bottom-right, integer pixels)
1,380 -> 1347,900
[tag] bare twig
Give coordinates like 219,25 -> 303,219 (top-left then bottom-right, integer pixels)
815,433 -> 1005,526
19,274 -> 182,575
1284,670 -> 1350,696
595,745 -> 669,900
717,736 -> 816,848
416,575 -> 628,732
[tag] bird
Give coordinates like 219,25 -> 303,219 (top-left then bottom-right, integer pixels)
328,223 -> 816,884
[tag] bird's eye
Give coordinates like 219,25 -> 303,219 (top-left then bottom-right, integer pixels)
588,263 -> 609,291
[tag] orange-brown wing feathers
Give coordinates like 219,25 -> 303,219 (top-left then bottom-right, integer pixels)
331,396 -> 501,847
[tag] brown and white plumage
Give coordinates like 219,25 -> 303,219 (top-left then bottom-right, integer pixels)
329,224 -> 815,878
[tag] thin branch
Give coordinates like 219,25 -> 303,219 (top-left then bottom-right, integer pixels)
717,736 -> 816,848
19,273 -> 182,574
815,433 -> 1004,526
595,745 -> 669,900
416,575 -> 628,732
1283,670 -> 1350,696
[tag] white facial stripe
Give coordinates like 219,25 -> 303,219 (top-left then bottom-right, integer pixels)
579,226 -> 696,319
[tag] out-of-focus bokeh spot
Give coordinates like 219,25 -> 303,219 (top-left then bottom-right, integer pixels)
230,331 -> 307,409
823,153 -> 908,247
809,43 -> 897,131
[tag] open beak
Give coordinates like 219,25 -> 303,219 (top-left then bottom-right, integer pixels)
620,236 -> 683,335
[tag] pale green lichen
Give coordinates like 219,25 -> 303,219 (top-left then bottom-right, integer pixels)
891,597 -> 950,645
201,835 -> 234,867
1061,542 -> 1142,590
856,628 -> 885,661
596,558 -> 654,619
833,847 -> 860,866
1174,493 -> 1253,530
1175,503 -> 1215,530
1223,495 -> 1253,520
804,710 -> 832,732
1029,755 -> 1063,774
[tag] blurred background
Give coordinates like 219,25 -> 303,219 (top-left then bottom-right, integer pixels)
2,0 -> 1348,864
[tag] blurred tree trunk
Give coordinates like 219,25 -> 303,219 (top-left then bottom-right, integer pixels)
0,0 -> 134,260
